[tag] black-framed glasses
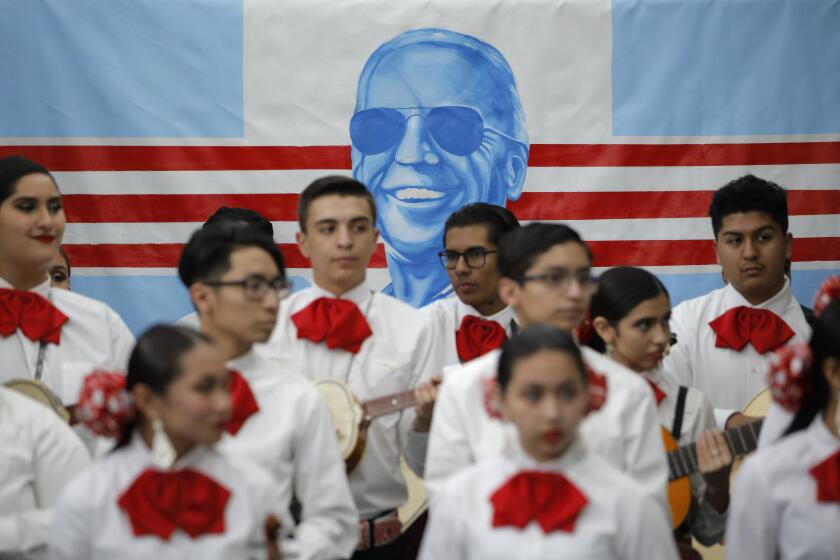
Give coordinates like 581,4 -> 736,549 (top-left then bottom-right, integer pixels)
438,248 -> 498,270
519,270 -> 596,292
204,275 -> 290,302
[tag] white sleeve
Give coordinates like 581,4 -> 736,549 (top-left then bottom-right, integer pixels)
417,483 -> 468,560
615,491 -> 679,560
724,456 -> 778,560
47,476 -> 94,560
105,305 -> 135,370
661,306 -> 693,388
425,375 -> 475,498
685,392 -> 727,546
284,392 -> 359,560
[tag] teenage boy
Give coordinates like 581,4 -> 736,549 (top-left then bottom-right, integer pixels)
662,175 -> 812,431
179,223 -> 358,560
426,223 -> 668,515
423,203 -> 520,366
262,176 -> 443,560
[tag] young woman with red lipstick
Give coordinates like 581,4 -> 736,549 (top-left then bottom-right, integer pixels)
419,325 -> 677,560
0,156 -> 134,406
588,267 -> 732,555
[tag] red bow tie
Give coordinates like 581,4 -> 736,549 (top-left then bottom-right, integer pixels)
645,379 -> 667,406
456,315 -> 508,363
491,471 -> 588,533
225,369 -> 259,435
587,367 -> 608,412
118,468 -> 231,540
810,449 -> 840,503
292,297 -> 372,353
0,288 -> 68,344
708,306 -> 794,354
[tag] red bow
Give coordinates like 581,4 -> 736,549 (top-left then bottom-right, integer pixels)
292,297 -> 372,354
225,369 -> 259,435
587,367 -> 608,412
809,450 -> 840,503
117,468 -> 231,540
491,471 -> 588,533
708,306 -> 794,354
0,288 -> 68,344
645,379 -> 667,406
455,315 -> 508,363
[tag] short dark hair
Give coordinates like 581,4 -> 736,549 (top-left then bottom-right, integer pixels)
59,247 -> 71,278
497,325 -> 586,391
204,206 -> 274,239
709,174 -> 789,237
442,203 -> 520,249
297,176 -> 376,231
178,222 -> 285,287
587,267 -> 669,353
498,222 -> 591,281
0,155 -> 56,205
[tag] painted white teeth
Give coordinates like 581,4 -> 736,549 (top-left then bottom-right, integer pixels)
395,187 -> 444,200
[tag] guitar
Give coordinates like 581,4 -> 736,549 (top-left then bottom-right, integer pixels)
3,378 -> 77,424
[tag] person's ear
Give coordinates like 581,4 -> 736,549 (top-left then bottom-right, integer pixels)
296,231 -> 310,259
823,356 -> 840,394
498,276 -> 520,308
190,283 -> 214,317
132,384 -> 162,423
592,316 -> 616,347
785,232 -> 793,261
503,144 -> 528,202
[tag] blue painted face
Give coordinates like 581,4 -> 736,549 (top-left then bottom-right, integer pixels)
351,39 -> 528,262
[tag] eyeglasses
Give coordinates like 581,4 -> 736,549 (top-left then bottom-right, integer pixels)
519,270 -> 596,292
204,275 -> 290,302
350,106 -> 517,156
438,248 -> 498,270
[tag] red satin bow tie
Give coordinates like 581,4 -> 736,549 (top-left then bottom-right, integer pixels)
292,297 -> 372,353
455,315 -> 508,363
491,470 -> 588,533
708,306 -> 794,354
118,468 -> 231,540
587,367 -> 608,412
225,369 -> 259,435
810,449 -> 840,503
645,379 -> 667,406
0,288 -> 68,344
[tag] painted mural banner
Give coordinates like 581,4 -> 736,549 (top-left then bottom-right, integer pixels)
1,0 -> 838,333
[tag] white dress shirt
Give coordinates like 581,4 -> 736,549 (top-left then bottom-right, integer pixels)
0,387 -> 91,559
422,297 -> 515,367
419,437 -> 678,560
218,348 -> 358,560
663,278 -> 811,428
643,367 -> 727,545
425,347 -> 669,517
49,433 -> 292,560
725,416 -> 840,560
0,277 -> 135,405
261,280 -> 443,519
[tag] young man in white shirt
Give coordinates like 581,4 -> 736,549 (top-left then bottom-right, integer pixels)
662,175 -> 812,431
178,223 -> 359,560
426,223 -> 669,516
422,203 -> 519,366
262,176 -> 442,560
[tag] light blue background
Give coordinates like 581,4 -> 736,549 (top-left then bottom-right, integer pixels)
0,0 -> 243,137
612,0 -> 840,136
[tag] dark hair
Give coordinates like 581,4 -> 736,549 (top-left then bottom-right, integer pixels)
497,222 -> 591,281
178,222 -> 285,287
115,325 -> 212,449
497,325 -> 587,391
442,203 -> 520,249
297,175 -> 376,231
0,155 -> 57,205
587,267 -> 670,353
784,300 -> 840,435
204,206 -> 274,239
709,174 -> 788,237
58,247 -> 71,278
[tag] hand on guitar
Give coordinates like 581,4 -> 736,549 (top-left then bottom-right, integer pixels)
264,514 -> 282,560
696,429 -> 733,513
412,376 -> 442,433
724,411 -> 761,430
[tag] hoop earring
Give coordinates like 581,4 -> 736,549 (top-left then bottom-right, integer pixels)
151,418 -> 176,469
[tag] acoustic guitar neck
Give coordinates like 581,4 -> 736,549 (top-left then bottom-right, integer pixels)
363,390 -> 417,422
668,418 -> 764,481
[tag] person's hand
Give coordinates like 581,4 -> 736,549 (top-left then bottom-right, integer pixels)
724,412 -> 760,430
265,514 -> 282,560
412,375 -> 442,433
696,429 -> 733,513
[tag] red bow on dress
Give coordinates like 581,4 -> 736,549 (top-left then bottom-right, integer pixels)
117,468 -> 231,540
0,288 -> 68,344
491,471 -> 588,533
708,306 -> 794,354
292,297 -> 372,354
645,379 -> 667,406
587,367 -> 608,412
810,449 -> 840,503
224,369 -> 259,435
455,315 -> 507,363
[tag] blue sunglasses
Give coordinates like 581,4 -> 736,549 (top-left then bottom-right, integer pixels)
350,106 -> 487,156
